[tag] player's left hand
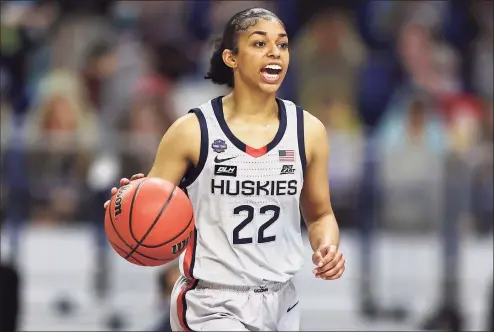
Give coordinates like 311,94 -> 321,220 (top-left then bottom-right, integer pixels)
312,245 -> 345,280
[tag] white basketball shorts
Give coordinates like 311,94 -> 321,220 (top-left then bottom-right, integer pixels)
170,275 -> 300,331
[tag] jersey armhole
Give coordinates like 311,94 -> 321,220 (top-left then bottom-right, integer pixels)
179,108 -> 209,189
295,105 -> 307,174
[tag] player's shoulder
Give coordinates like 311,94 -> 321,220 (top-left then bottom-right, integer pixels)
290,106 -> 329,166
303,111 -> 326,135
171,97 -> 215,127
165,97 -> 217,139
170,112 -> 200,134
289,103 -> 327,147
279,99 -> 326,136
165,111 -> 203,146
278,99 -> 323,125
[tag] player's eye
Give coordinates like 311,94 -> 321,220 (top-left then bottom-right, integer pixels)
279,42 -> 289,49
253,41 -> 266,47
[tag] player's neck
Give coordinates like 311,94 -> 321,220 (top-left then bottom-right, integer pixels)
223,88 -> 278,122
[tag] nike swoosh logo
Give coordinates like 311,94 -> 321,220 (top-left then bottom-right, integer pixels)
287,301 -> 299,313
214,156 -> 237,163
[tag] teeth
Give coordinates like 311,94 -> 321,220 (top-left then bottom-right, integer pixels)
262,72 -> 279,80
264,64 -> 282,70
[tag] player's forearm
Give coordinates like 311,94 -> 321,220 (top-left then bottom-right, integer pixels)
306,213 -> 339,252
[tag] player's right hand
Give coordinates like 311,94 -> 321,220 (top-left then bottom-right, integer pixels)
103,173 -> 145,209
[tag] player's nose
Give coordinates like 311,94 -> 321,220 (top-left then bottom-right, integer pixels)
267,44 -> 280,58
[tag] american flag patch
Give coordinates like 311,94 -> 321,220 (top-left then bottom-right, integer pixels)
279,149 -> 295,162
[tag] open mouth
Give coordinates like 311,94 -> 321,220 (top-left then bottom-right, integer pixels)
260,64 -> 282,82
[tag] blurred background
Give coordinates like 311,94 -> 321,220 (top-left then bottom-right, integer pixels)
0,0 -> 492,331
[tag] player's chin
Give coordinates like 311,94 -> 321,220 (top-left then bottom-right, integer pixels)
258,79 -> 284,94
258,83 -> 280,94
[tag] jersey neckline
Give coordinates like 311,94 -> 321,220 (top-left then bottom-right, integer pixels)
211,96 -> 287,158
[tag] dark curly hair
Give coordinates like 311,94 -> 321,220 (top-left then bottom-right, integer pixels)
204,8 -> 285,88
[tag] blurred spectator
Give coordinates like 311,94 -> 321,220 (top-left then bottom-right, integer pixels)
0,263 -> 20,332
209,0 -> 274,36
0,100 -> 9,214
118,75 -> 176,177
469,100 -> 493,235
25,68 -> 97,143
82,34 -> 147,195
443,0 -> 484,95
0,2 -> 492,330
1,99 -> 13,142
38,0 -> 115,17
377,93 -> 448,231
353,1 -> 408,130
0,195 -> 20,332
138,1 -> 198,81
43,0 -> 116,71
378,92 -> 448,154
440,94 -> 484,157
292,9 -> 366,228
151,264 -> 181,332
23,69 -> 98,224
293,10 -> 365,130
0,0 -> 55,116
398,22 -> 459,97
81,34 -> 146,151
82,40 -> 117,111
470,2 -> 493,100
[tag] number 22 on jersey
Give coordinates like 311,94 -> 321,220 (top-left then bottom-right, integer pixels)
232,205 -> 280,245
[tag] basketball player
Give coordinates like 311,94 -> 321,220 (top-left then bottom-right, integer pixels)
104,8 -> 345,331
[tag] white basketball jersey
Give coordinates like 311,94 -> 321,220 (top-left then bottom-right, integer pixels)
178,96 -> 307,286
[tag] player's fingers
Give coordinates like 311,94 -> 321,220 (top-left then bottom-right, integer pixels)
317,257 -> 345,279
326,265 -> 345,280
318,247 -> 340,269
314,253 -> 342,274
130,173 -> 145,180
103,200 -> 110,209
312,250 -> 324,267
111,187 -> 118,195
120,178 -> 130,186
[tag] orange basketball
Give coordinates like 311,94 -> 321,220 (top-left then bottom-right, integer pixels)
104,177 -> 195,267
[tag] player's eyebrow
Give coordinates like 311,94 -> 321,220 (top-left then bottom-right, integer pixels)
248,31 -> 287,38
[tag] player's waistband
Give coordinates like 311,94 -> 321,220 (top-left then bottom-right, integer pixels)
195,279 -> 290,293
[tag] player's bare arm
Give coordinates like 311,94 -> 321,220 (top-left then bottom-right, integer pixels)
103,113 -> 201,209
147,113 -> 201,184
300,111 -> 345,280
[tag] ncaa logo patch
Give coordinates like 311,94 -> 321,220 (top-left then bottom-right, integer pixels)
212,139 -> 227,153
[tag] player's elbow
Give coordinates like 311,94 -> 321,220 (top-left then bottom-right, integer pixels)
308,210 -> 334,225
302,202 -> 334,225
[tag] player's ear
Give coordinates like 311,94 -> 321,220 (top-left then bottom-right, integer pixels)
222,49 -> 237,69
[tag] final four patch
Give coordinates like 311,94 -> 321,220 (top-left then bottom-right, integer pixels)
212,139 -> 227,153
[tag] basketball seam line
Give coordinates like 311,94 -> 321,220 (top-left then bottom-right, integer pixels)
109,239 -> 145,265
138,214 -> 194,248
108,194 -> 173,262
109,239 -> 175,264
127,179 -> 148,247
125,185 -> 177,259
108,204 -> 176,261
126,184 -> 193,248
108,195 -> 147,259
